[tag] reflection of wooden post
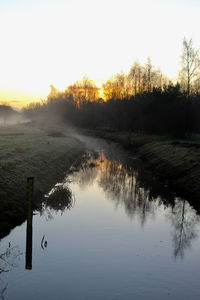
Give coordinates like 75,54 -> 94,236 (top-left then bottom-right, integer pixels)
26,177 -> 34,270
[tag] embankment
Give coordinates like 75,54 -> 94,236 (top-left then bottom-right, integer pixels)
0,123 -> 84,238
85,130 -> 200,210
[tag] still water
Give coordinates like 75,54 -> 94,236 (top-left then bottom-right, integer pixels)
1,136 -> 200,300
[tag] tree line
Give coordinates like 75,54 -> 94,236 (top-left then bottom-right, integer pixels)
23,38 -> 200,138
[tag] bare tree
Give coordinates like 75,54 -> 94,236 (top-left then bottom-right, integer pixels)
179,38 -> 200,98
129,60 -> 142,95
146,57 -> 152,92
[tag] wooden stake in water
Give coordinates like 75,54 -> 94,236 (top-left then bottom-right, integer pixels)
25,177 -> 34,270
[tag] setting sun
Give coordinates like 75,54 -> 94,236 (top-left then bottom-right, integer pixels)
0,0 -> 200,107
1,1 -> 200,298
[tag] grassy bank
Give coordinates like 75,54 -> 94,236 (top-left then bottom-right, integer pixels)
0,123 -> 84,238
85,129 -> 200,209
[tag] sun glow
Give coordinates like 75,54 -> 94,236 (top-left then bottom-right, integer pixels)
0,0 -> 199,107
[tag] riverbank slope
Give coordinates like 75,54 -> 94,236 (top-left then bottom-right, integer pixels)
84,130 -> 200,209
0,123 -> 84,238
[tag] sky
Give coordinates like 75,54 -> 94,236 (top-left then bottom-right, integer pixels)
0,0 -> 199,107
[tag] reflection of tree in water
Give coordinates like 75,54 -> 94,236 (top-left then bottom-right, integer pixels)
41,185 -> 75,220
169,199 -> 200,258
97,154 -> 200,252
40,151 -> 101,220
72,151 -> 99,190
41,149 -> 200,258
0,244 -> 22,273
0,244 -> 22,299
0,283 -> 7,300
97,154 -> 159,225
74,151 -> 176,226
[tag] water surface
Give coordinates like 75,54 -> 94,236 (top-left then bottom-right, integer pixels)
0,136 -> 200,300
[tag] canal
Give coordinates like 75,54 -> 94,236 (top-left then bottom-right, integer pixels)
0,135 -> 200,300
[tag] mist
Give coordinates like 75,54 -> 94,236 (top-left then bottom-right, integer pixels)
1,36 -> 200,300
0,104 -> 30,126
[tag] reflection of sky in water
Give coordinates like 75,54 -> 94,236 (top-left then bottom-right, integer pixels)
1,149 -> 200,300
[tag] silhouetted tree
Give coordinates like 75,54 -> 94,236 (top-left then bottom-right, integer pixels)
179,38 -> 200,98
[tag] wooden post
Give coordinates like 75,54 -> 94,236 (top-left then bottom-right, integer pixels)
25,177 -> 34,270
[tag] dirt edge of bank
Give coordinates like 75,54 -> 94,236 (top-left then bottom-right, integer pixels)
0,124 -> 85,239
84,129 -> 200,210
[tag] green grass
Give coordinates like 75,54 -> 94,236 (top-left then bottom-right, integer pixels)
0,123 -> 85,238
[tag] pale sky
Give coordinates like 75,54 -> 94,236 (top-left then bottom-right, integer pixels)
0,0 -> 199,107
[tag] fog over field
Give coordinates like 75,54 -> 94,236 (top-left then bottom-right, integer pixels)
0,105 -> 29,126
1,1 -> 200,299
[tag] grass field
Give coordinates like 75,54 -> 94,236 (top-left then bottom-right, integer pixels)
0,123 -> 84,238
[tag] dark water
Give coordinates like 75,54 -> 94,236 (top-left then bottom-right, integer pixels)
0,136 -> 200,300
